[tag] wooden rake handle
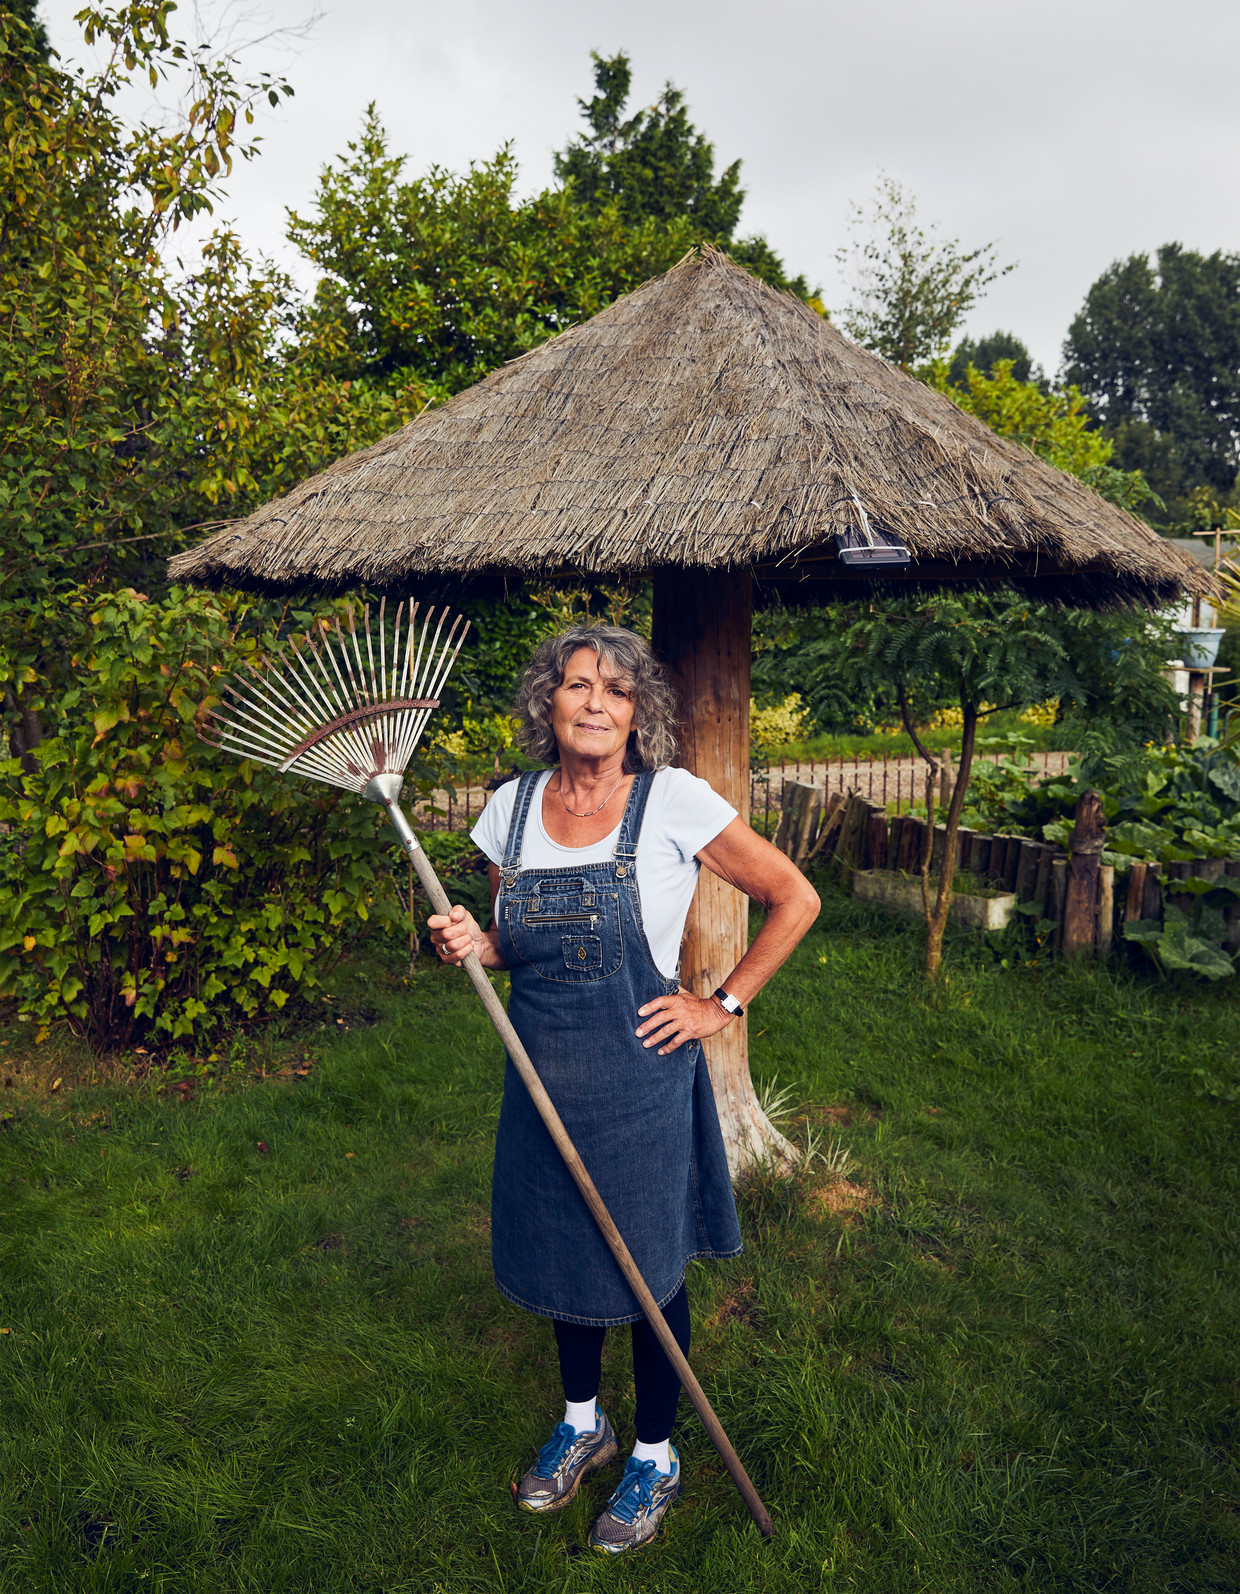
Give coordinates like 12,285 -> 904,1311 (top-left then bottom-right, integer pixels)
382,796 -> 773,1539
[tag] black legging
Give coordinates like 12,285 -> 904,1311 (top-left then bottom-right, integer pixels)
552,1282 -> 690,1444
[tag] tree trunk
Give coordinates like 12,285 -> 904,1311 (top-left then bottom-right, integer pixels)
1063,789 -> 1106,957
924,703 -> 979,981
651,568 -> 797,1178
3,684 -> 43,774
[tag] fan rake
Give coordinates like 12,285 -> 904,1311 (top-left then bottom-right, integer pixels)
207,600 -> 772,1539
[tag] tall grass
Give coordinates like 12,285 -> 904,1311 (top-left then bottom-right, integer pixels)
1,889 -> 1237,1591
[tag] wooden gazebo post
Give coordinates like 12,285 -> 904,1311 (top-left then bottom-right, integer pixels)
652,568 -> 797,1176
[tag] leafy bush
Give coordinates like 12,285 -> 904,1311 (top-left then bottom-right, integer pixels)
966,739 -> 1240,864
750,694 -> 810,750
0,588 -> 409,1052
962,739 -> 1240,982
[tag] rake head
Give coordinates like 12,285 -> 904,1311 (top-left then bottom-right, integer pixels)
206,600 -> 470,799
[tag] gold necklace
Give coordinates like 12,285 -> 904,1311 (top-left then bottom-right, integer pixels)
557,771 -> 625,818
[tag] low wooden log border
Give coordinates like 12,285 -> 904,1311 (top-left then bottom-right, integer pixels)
772,782 -> 1240,959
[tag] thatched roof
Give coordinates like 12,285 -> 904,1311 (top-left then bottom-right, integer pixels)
170,245 -> 1209,608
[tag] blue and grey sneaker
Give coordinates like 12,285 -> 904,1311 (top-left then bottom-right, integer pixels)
588,1449 -> 682,1553
516,1409 -> 618,1513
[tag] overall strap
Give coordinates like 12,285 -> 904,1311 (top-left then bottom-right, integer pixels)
500,770 -> 543,873
613,770 -> 655,869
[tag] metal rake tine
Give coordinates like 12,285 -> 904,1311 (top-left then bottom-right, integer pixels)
335,613 -> 391,772
411,615 -> 470,766
220,681 -> 316,760
216,693 -> 337,778
341,604 -> 385,779
391,602 -> 432,763
364,602 -> 381,707
395,612 -> 446,766
307,618 -> 353,719
339,610 -> 369,709
396,600 -> 417,698
407,602 -> 429,701
280,631 -> 376,781
275,637 -> 380,778
381,599 -> 407,772
376,599 -> 401,771
295,624 -> 349,718
378,598 -> 389,700
426,613 -> 470,705
306,623 -> 377,772
326,616 -> 364,716
285,633 -> 347,730
224,671 -> 341,774
230,659 -> 321,739
417,607 -> 449,701
214,725 -> 314,775
396,614 -> 469,772
390,606 -> 433,768
375,599 -> 391,765
350,602 -> 377,709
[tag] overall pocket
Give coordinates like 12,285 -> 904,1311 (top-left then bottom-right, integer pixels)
504,889 -> 623,983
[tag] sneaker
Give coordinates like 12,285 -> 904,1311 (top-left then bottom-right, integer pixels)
588,1449 -> 682,1553
516,1409 -> 618,1514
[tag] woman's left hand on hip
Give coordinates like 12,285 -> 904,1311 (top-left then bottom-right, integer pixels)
635,989 -> 734,1056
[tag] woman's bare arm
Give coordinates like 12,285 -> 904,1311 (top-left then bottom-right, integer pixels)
635,818 -> 819,1056
695,818 -> 822,1004
427,863 -> 509,970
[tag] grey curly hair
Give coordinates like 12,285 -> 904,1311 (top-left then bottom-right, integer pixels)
513,625 -> 678,773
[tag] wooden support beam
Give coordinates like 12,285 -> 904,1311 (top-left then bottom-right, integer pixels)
1063,790 -> 1105,957
1049,857 -> 1068,948
1015,838 -> 1040,900
653,568 -> 795,1177
1098,865 -> 1115,956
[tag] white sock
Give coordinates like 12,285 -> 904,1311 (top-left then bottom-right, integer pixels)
632,1438 -> 672,1473
563,1398 -> 598,1434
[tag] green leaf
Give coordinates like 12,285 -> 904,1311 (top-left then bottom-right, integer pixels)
1155,919 -> 1235,980
1207,763 -> 1240,802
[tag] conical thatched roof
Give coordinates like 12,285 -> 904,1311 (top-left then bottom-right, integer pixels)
170,246 -> 1209,608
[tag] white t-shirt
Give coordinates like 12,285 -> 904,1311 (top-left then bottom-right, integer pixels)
470,767 -> 738,980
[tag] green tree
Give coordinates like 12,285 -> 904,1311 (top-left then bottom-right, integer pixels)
0,5 -> 422,757
948,329 -> 1037,387
554,50 -> 742,236
288,109 -> 709,400
1,0 -> 47,63
926,358 -> 1162,517
837,175 -> 1012,368
1063,245 -> 1240,521
552,51 -> 814,300
841,594 -> 1072,978
830,595 -> 1177,980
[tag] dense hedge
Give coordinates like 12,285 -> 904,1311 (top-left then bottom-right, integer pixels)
0,589 -> 407,1053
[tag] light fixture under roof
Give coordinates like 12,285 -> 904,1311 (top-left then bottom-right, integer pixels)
833,496 -> 912,569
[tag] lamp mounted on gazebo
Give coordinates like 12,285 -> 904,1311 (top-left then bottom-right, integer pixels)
171,245 -> 1209,1177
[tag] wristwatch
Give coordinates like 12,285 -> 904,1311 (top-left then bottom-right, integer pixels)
713,987 -> 745,1018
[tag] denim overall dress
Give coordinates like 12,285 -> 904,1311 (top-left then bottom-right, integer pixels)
490,770 -> 743,1326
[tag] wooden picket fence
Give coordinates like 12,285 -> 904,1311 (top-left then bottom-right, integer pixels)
773,781 -> 1240,958
748,749 -> 1073,832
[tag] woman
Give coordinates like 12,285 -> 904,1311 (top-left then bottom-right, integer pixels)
429,624 -> 819,1554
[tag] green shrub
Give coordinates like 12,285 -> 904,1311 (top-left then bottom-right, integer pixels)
0,587 -> 407,1052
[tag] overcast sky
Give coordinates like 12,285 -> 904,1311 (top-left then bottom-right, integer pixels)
43,0 -> 1240,375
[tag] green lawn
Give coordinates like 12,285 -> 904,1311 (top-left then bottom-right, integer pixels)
1,889 -> 1238,1592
